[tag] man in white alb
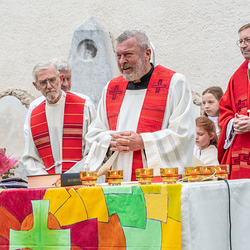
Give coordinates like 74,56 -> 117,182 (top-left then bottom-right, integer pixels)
23,58 -> 95,141
22,61 -> 96,175
78,30 -> 195,182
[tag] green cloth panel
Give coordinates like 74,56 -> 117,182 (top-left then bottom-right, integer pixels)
122,218 -> 162,250
104,186 -> 146,228
9,200 -> 71,250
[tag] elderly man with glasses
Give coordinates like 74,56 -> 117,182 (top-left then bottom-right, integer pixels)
218,23 -> 250,179
23,58 -> 96,141
22,61 -> 96,175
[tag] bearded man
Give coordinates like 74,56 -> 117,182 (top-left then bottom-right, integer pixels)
22,61 -> 96,175
80,30 -> 195,182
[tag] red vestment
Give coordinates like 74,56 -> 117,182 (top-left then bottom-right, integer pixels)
218,60 -> 250,179
30,92 -> 85,174
106,65 -> 175,180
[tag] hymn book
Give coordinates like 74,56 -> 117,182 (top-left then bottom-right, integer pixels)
27,174 -> 61,188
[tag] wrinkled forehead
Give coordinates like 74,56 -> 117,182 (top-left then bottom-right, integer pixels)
116,37 -> 141,53
36,66 -> 57,81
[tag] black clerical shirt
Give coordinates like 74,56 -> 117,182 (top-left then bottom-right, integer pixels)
126,64 -> 154,90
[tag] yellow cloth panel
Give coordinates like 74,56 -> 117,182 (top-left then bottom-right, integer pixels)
54,188 -> 87,226
143,184 -> 168,222
140,184 -> 161,194
43,187 -> 70,214
77,186 -> 109,223
161,218 -> 181,250
167,184 -> 181,222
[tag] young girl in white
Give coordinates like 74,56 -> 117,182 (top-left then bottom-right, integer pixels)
202,86 -> 223,137
194,116 -> 219,165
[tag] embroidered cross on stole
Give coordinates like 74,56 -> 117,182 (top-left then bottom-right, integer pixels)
30,92 -> 85,174
106,65 -> 175,180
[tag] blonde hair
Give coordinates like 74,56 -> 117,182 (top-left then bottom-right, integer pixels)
196,116 -> 218,147
238,23 -> 250,33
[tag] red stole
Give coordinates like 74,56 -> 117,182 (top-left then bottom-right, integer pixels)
30,92 -> 85,174
218,60 -> 250,179
106,65 -> 175,180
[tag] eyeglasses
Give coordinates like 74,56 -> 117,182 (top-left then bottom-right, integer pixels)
37,77 -> 58,88
236,38 -> 250,47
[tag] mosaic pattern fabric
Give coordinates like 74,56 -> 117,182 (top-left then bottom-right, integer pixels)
0,184 -> 181,249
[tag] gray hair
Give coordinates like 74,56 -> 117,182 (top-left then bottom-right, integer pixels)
49,58 -> 71,71
116,30 -> 151,52
32,61 -> 60,82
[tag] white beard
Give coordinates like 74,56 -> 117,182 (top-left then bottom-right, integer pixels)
122,56 -> 147,81
46,90 -> 60,104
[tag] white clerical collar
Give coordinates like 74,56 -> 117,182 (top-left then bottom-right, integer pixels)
248,61 -> 250,69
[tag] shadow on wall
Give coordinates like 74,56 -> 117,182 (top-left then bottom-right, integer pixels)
0,89 -> 33,158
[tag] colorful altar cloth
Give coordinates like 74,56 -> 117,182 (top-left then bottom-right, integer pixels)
0,184 -> 181,249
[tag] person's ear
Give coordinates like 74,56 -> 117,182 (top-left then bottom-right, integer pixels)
145,48 -> 151,61
59,74 -> 64,86
32,82 -> 39,91
209,132 -> 215,140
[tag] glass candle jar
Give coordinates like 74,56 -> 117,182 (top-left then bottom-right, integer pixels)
214,165 -> 229,180
80,171 -> 97,186
106,170 -> 123,186
201,166 -> 214,181
185,166 -> 202,182
135,169 -> 153,185
160,168 -> 178,184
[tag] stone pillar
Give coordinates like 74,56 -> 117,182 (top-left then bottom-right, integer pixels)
68,16 -> 119,107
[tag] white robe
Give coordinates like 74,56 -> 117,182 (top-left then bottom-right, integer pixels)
74,71 -> 195,182
194,145 -> 219,165
22,91 -> 96,175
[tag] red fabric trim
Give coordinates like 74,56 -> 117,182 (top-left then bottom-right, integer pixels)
31,92 -> 85,174
106,76 -> 128,130
218,60 -> 250,179
62,92 -> 85,172
106,65 -> 175,180
31,100 -> 55,174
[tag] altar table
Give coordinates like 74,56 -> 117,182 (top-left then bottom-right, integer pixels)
0,179 -> 249,249
181,179 -> 250,250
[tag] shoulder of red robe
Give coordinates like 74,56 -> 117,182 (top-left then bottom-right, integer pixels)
232,60 -> 249,77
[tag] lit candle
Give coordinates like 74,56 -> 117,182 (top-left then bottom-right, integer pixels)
203,168 -> 212,175
83,176 -> 94,180
110,174 -> 120,178
203,171 -> 210,175
165,169 -> 174,176
140,173 -> 149,178
216,169 -> 226,174
190,171 -> 198,175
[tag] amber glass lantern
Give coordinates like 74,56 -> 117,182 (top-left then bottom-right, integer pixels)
80,171 -> 97,186
160,168 -> 178,184
106,170 -> 123,186
185,166 -> 202,182
201,166 -> 214,181
135,169 -> 153,185
214,165 -> 229,180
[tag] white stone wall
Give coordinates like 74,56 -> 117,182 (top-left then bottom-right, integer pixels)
0,0 -> 249,102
